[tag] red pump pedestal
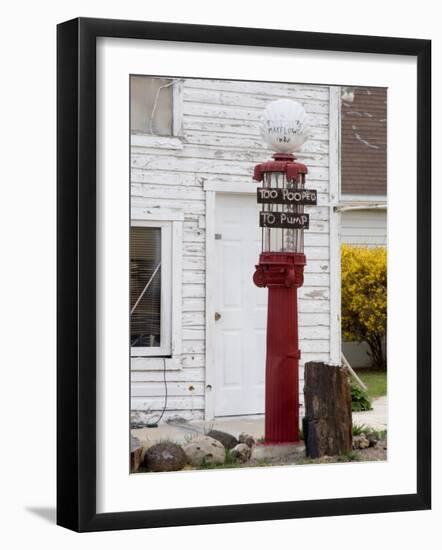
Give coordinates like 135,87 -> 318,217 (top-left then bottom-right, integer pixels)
253,250 -> 306,443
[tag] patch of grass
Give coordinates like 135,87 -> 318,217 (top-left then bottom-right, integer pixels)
198,460 -> 244,470
336,451 -> 359,462
198,448 -> 241,470
352,423 -> 388,440
379,429 -> 388,439
298,457 -> 316,465
253,458 -> 272,467
367,428 -> 387,440
355,369 -> 387,400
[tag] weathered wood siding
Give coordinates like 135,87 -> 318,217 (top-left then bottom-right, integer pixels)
341,209 -> 387,247
131,79 -> 333,423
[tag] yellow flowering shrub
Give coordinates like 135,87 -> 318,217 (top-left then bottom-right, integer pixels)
341,244 -> 387,370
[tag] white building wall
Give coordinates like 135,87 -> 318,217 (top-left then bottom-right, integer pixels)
131,79 -> 333,423
341,209 -> 387,247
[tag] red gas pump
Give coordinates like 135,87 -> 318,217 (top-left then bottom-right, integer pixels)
253,100 -> 317,444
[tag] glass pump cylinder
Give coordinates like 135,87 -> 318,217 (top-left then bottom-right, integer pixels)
261,171 -> 306,254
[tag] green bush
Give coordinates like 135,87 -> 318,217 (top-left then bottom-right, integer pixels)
341,245 -> 387,370
350,380 -> 372,412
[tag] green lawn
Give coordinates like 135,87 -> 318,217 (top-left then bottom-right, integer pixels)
355,369 -> 387,400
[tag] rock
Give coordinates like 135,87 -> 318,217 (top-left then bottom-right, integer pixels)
366,433 -> 379,447
207,429 -> 238,450
230,443 -> 252,463
238,433 -> 256,448
140,441 -> 153,463
318,455 -> 334,463
183,436 -> 225,467
144,442 -> 187,472
352,434 -> 370,450
131,435 -> 143,472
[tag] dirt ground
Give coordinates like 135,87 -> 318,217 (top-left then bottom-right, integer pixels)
134,439 -> 388,473
245,439 -> 388,468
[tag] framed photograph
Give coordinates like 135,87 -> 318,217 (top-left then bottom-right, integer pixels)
57,17 -> 431,532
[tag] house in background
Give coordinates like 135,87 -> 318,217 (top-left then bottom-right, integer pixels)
339,87 -> 387,367
129,77 -> 386,426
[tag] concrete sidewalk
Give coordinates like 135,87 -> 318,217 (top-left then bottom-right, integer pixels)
132,396 -> 387,445
132,414 -> 265,445
352,396 -> 388,431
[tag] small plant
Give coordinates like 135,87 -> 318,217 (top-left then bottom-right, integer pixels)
352,423 -> 387,439
198,448 -> 242,470
352,423 -> 369,436
182,433 -> 194,444
350,380 -> 373,412
225,448 -> 239,465
336,451 -> 359,462
202,420 -> 216,435
372,429 -> 387,440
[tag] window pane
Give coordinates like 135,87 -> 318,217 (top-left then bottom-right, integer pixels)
130,227 -> 161,347
130,76 -> 173,136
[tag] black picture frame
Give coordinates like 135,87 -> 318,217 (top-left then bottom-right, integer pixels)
57,17 -> 431,532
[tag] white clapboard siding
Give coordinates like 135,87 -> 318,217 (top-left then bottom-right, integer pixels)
341,209 -> 387,247
182,131 -> 329,151
131,79 -> 332,421
183,87 -> 329,110
131,170 -> 331,197
182,119 -> 329,142
132,142 -> 329,162
131,366 -> 205,382
131,381 -> 206,398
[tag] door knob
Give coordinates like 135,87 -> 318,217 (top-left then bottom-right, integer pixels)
214,312 -> 221,321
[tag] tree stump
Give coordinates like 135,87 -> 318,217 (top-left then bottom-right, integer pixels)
130,435 -> 143,472
303,362 -> 352,458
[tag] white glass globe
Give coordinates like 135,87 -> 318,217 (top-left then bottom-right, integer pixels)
259,99 -> 311,153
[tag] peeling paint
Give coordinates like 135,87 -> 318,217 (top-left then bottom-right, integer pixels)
305,289 -> 327,299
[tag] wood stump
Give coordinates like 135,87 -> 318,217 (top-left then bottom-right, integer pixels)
130,435 -> 143,472
303,362 -> 352,458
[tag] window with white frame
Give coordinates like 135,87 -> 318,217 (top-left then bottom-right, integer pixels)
130,221 -> 173,357
130,75 -> 182,139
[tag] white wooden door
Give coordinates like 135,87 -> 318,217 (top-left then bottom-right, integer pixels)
214,193 -> 267,416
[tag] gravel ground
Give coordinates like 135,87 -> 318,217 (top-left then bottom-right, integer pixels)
246,439 -> 387,468
134,439 -> 387,473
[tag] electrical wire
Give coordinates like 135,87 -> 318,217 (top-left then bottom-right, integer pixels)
146,358 -> 168,428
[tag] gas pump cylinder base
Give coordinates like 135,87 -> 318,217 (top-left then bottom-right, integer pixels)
253,252 -> 306,289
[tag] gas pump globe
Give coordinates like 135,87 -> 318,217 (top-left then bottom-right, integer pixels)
253,99 -> 317,444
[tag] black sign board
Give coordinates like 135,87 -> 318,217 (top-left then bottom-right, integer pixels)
259,211 -> 310,229
257,187 -> 317,205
